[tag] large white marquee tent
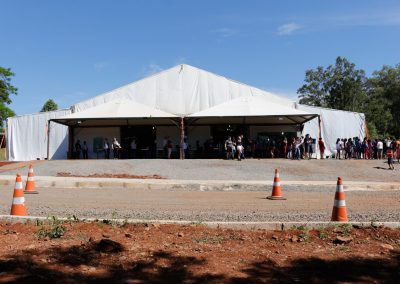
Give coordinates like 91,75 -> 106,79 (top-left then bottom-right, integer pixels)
6,64 -> 366,161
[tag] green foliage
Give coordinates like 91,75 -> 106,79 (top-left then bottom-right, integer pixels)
37,216 -> 67,239
40,99 -> 58,112
298,57 -> 400,137
298,57 -> 366,112
0,67 -> 17,127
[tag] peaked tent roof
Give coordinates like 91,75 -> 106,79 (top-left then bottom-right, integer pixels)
52,99 -> 178,127
188,95 -> 317,125
72,64 -> 296,116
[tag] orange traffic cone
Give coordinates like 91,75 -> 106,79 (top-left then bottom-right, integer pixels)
24,164 -> 38,194
10,173 -> 28,216
267,169 -> 286,200
331,177 -> 348,222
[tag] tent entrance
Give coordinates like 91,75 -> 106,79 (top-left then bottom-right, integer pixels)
120,126 -> 157,158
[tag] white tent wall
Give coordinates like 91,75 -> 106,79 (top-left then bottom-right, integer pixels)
297,104 -> 366,158
73,127 -> 120,159
7,109 -> 71,161
72,65 -> 296,116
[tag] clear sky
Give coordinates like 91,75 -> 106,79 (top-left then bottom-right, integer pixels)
2,0 -> 400,115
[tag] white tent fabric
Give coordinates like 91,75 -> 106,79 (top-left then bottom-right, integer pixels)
189,95 -> 312,117
5,64 -> 366,161
58,99 -> 178,120
7,109 -> 71,161
72,64 -> 295,115
298,104 -> 366,157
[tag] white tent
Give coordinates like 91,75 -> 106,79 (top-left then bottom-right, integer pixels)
188,95 -> 317,125
7,109 -> 71,161
298,104 -> 366,157
6,64 -> 366,161
52,99 -> 178,127
72,64 -> 295,115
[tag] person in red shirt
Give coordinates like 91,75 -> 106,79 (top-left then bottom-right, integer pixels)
387,148 -> 394,170
318,138 -> 326,159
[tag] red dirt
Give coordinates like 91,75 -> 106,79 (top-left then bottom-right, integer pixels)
0,221 -> 399,283
0,162 -> 16,167
56,172 -> 165,179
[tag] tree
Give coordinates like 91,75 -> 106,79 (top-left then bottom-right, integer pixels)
367,64 -> 400,137
0,67 -> 17,127
40,99 -> 58,112
297,56 -> 367,112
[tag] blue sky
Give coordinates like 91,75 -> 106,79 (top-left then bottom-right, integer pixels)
2,0 -> 400,115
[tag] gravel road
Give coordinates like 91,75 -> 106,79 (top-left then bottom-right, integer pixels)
1,186 -> 399,222
1,159 -> 399,182
1,159 -> 399,222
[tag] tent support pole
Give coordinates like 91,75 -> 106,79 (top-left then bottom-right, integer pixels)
180,117 -> 185,160
46,120 -> 51,160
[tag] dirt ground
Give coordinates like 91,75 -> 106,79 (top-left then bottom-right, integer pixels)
0,221 -> 399,283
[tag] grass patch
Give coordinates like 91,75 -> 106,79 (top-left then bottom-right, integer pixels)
37,216 -> 67,239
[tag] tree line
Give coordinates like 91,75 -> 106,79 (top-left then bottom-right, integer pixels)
298,56 -> 400,138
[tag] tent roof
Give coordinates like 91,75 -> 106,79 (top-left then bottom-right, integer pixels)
188,95 -> 317,125
51,99 -> 178,127
71,64 -> 296,116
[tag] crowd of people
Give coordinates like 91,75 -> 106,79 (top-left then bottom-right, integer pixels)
334,137 -> 400,161
72,134 -> 400,168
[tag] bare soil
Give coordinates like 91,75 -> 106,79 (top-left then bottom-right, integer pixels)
56,172 -> 165,179
0,221 -> 399,283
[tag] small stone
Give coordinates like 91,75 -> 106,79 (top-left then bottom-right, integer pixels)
102,233 -> 111,238
152,223 -> 160,228
40,258 -> 47,263
27,244 -> 35,249
144,227 -> 150,231
89,266 -> 97,272
272,235 -> 279,240
178,232 -> 184,237
334,236 -> 353,244
125,233 -> 132,238
380,244 -> 394,250
88,237 -> 95,242
290,235 -> 299,242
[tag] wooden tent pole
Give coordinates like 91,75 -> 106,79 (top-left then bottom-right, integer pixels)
46,120 -> 51,160
180,117 -> 185,160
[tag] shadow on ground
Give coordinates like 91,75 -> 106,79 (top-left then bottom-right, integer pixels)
0,240 -> 398,283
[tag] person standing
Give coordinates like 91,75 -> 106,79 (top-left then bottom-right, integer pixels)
112,137 -> 122,159
377,139 -> 383,160
387,147 -> 395,170
224,136 -> 233,160
82,141 -> 89,159
318,138 -> 325,159
75,140 -> 82,159
130,138 -> 137,159
167,138 -> 173,159
104,138 -> 110,159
